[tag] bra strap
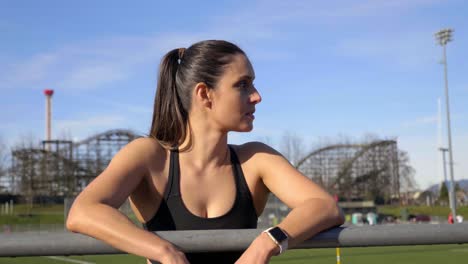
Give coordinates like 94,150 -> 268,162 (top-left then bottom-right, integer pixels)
164,149 -> 180,199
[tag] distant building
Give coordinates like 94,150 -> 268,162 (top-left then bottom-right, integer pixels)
338,200 -> 376,215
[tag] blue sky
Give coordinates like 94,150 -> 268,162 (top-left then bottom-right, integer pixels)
1,0 -> 467,189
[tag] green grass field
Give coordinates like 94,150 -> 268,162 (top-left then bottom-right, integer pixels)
0,204 -> 64,225
377,205 -> 468,219
2,205 -> 468,263
1,244 -> 468,264
3,204 -> 468,226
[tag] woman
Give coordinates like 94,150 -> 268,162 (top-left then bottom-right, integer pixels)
66,40 -> 344,264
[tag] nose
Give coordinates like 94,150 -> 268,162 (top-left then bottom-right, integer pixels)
250,88 -> 262,104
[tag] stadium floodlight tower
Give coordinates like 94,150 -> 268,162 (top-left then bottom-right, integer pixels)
44,89 -> 54,151
435,28 -> 457,221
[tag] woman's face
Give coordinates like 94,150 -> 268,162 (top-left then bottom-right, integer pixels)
209,54 -> 262,133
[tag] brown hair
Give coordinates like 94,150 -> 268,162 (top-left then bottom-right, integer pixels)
149,40 -> 246,149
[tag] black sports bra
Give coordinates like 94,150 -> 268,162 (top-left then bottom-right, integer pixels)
143,145 -> 258,263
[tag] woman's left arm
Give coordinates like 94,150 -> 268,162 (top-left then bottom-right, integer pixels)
236,142 -> 344,263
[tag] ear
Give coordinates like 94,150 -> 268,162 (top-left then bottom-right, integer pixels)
194,82 -> 213,108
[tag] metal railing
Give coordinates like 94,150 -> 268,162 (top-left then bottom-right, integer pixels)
1,224 -> 468,257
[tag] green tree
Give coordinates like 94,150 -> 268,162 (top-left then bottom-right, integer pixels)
439,182 -> 449,202
0,136 -> 9,192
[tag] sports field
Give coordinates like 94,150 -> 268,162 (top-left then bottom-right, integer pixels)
2,205 -> 468,263
1,244 -> 467,264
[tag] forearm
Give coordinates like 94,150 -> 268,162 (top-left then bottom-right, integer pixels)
240,198 -> 343,262
67,203 -> 173,262
277,198 -> 344,248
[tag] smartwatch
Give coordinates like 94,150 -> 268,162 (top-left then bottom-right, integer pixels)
263,226 -> 289,255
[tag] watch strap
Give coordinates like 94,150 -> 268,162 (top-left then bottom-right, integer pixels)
263,227 -> 289,255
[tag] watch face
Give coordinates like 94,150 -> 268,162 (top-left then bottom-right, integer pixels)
269,227 -> 288,242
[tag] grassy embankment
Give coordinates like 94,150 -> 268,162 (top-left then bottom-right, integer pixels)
2,204 -> 468,263
0,204 -> 139,225
0,204 -> 63,225
377,205 -> 468,219
1,244 -> 468,264
3,204 -> 468,225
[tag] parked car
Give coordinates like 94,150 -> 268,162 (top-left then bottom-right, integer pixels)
409,214 -> 431,223
377,213 -> 396,224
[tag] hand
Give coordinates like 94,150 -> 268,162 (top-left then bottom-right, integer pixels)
235,232 -> 280,264
158,244 -> 190,264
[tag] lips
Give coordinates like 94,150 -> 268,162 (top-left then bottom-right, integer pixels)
246,110 -> 255,120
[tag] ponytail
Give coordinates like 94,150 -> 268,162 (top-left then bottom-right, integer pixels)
149,40 -> 246,149
149,48 -> 188,149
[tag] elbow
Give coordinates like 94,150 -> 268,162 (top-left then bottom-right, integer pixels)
66,202 -> 88,233
327,200 -> 345,227
335,206 -> 345,226
66,207 -> 80,233
66,212 -> 79,233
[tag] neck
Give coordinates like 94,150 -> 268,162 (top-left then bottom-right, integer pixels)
178,118 -> 230,168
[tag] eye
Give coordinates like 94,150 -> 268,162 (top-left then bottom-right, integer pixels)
238,80 -> 248,89
237,79 -> 255,90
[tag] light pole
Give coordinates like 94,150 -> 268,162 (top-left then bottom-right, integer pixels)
435,28 -> 457,221
43,89 -> 54,151
439,147 -> 449,193
438,147 -> 449,183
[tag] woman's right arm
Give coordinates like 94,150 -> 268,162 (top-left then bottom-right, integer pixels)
66,138 -> 189,263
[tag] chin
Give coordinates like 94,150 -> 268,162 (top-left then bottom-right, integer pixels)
236,124 -> 254,132
227,120 -> 254,133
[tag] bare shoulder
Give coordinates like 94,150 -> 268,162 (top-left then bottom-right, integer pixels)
103,137 -> 169,180
70,137 -> 167,209
230,141 -> 287,179
119,137 -> 166,164
124,137 -> 162,153
235,142 -> 335,209
232,141 -> 283,162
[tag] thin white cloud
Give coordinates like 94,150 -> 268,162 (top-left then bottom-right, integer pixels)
399,133 -> 468,189
59,65 -> 128,90
402,115 -> 439,128
55,115 -> 126,140
401,113 -> 468,129
206,0 -> 447,68
0,123 -> 19,131
4,0 -> 447,92
321,0 -> 445,18
3,53 -> 59,89
77,94 -> 154,115
0,34 -> 204,92
1,26 -> 276,92
334,30 -> 439,70
111,103 -> 153,115
1,0 -> 450,93
216,0 -> 445,26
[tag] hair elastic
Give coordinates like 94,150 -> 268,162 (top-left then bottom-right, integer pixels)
178,48 -> 186,64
